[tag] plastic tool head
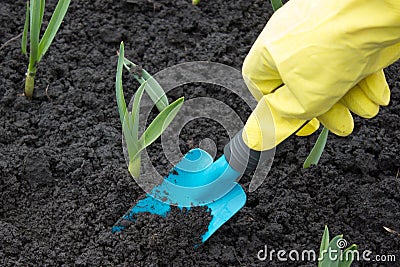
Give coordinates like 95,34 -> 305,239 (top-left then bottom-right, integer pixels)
113,148 -> 246,243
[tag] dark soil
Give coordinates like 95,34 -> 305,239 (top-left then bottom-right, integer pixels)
1,0 -> 399,266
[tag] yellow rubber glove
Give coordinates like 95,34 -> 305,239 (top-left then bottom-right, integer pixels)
242,0 -> 400,151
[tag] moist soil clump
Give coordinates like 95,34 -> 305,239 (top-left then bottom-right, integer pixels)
1,0 -> 399,266
76,206 -> 212,266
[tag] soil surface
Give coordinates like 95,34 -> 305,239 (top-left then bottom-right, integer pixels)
1,0 -> 399,266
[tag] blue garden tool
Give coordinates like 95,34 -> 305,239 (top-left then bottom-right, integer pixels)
112,148 -> 246,242
113,130 -> 273,242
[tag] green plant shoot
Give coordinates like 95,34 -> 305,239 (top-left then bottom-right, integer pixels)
303,127 -> 329,168
318,226 -> 357,267
116,42 -> 184,178
121,57 -> 169,112
22,0 -> 71,99
21,1 -> 30,55
270,0 -> 283,11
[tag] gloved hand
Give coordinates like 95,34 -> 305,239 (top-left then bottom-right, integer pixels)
241,0 -> 400,151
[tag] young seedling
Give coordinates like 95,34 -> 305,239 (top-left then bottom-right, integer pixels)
21,0 -> 71,99
318,226 -> 357,267
270,0 -> 283,11
116,42 -> 184,178
303,127 -> 329,168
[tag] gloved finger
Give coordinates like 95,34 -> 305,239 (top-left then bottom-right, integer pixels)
358,70 -> 390,106
243,95 -> 306,151
242,46 -> 283,101
264,84 -> 328,120
317,102 -> 354,136
340,84 -> 379,118
296,118 -> 320,136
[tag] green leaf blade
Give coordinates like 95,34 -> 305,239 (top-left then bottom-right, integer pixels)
39,0 -> 45,30
303,127 -> 329,168
117,43 -> 139,160
29,0 -> 42,65
122,112 -> 138,157
318,225 -> 330,267
122,57 -> 169,111
116,42 -> 127,126
131,81 -> 147,143
340,244 -> 358,267
134,97 -> 184,159
270,0 -> 283,12
21,1 -> 30,55
328,235 -> 344,267
121,82 -> 148,166
142,73 -> 169,112
38,0 -> 70,61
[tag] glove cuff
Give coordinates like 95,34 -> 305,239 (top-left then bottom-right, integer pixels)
224,129 -> 274,175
